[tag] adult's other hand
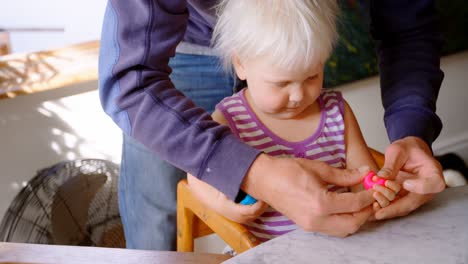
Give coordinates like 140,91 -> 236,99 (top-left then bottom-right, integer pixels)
374,136 -> 445,220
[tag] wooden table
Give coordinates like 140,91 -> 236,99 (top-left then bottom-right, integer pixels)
0,242 -> 230,264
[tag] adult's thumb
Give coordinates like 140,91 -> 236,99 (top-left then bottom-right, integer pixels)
320,166 -> 370,187
378,144 -> 407,180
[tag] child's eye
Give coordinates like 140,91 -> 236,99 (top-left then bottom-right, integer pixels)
308,75 -> 318,80
275,81 -> 290,87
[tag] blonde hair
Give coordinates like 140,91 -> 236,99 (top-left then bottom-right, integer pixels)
212,0 -> 338,72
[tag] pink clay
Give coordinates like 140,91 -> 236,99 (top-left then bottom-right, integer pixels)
363,171 -> 386,190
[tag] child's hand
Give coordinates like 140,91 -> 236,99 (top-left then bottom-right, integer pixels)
372,179 -> 401,209
187,174 -> 269,224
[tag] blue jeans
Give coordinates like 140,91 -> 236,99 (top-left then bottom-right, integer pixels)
118,53 -> 235,250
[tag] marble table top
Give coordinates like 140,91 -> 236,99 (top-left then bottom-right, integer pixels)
226,185 -> 468,264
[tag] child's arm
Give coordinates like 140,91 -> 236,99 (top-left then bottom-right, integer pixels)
342,100 -> 401,208
186,109 -> 268,224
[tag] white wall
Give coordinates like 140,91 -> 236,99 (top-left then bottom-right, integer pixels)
0,0 -> 107,53
338,51 -> 468,161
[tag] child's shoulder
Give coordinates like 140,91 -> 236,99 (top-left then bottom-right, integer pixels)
320,90 -> 344,109
215,90 -> 244,112
320,89 -> 342,101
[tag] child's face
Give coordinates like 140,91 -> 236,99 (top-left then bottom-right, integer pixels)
234,57 -> 324,120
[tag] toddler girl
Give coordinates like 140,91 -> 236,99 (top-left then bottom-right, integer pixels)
187,0 -> 400,242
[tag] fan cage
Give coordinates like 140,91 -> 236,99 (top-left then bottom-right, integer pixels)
0,159 -> 125,248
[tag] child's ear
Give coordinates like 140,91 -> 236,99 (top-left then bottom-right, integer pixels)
232,55 -> 246,80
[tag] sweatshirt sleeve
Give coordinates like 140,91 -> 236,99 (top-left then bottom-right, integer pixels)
370,0 -> 444,146
98,0 -> 261,200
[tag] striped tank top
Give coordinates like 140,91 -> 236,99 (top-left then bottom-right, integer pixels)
216,89 -> 347,242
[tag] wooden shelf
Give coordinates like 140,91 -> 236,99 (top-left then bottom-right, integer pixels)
0,41 -> 99,99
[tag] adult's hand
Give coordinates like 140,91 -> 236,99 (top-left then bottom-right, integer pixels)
242,154 -> 375,237
374,136 -> 445,220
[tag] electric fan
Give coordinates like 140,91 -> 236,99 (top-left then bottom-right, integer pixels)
0,159 -> 125,248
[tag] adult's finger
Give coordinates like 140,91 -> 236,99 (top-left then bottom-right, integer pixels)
375,192 -> 434,220
320,189 -> 374,215
242,200 -> 269,216
403,177 -> 445,194
385,180 -> 402,194
373,184 -> 396,201
373,191 -> 390,208
322,206 -> 373,237
317,164 -> 370,187
402,164 -> 445,194
378,144 -> 408,180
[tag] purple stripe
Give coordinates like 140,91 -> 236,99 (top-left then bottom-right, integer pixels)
253,141 -> 277,150
306,148 -> 345,160
246,226 -> 294,236
254,218 -> 295,227
325,119 -> 345,128
261,211 -> 283,217
324,100 -> 339,111
239,89 -> 327,148
237,126 -> 260,133
234,119 -> 255,125
228,110 -> 249,116
218,99 -> 242,110
325,121 -> 344,129
307,140 -> 345,149
323,131 -> 345,137
256,236 -> 269,242
265,149 -> 284,156
322,93 -> 338,100
325,157 -> 346,165
241,134 -> 268,141
223,102 -> 243,109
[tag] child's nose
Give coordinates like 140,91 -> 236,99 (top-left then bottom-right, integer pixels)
289,85 -> 304,102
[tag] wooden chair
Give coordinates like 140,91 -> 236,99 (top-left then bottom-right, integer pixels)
177,148 -> 385,253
